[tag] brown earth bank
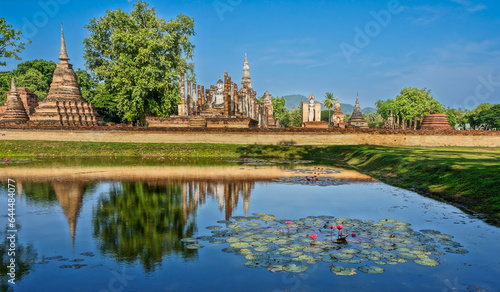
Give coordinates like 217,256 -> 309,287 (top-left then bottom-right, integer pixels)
0,128 -> 498,147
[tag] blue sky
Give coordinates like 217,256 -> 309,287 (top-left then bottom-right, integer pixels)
1,0 -> 500,109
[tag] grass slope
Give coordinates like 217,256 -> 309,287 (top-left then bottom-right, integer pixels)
1,141 -> 498,224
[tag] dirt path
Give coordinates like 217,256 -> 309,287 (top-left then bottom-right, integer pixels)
1,129 -> 499,146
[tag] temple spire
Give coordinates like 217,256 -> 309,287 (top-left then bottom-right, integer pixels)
356,92 -> 359,105
10,78 -> 17,93
59,22 -> 70,62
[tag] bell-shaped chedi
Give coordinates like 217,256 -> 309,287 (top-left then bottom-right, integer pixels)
29,23 -> 103,126
0,78 -> 30,125
419,113 -> 453,130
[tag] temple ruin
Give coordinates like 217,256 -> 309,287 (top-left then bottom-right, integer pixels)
348,93 -> 369,129
331,97 -> 346,128
419,113 -> 453,130
147,53 -> 278,129
0,78 -> 30,125
302,94 -> 328,128
29,24 -> 103,127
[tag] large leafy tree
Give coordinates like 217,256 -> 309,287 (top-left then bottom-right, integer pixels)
76,69 -> 120,122
465,103 -> 492,130
377,88 -> 444,129
83,1 -> 196,124
323,92 -> 335,125
0,18 -> 30,66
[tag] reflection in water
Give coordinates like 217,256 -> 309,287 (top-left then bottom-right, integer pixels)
185,181 -> 253,220
91,180 -> 255,272
53,182 -> 86,249
93,183 -> 197,272
0,228 -> 38,292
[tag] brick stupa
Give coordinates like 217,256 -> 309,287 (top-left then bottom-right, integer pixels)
0,78 -> 30,125
29,24 -> 103,126
348,93 -> 369,129
419,113 -> 453,130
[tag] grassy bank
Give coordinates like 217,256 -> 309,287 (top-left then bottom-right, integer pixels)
1,140 -> 499,224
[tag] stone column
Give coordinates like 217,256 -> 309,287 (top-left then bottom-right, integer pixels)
201,85 -> 205,105
233,83 -> 239,114
187,80 -> 192,115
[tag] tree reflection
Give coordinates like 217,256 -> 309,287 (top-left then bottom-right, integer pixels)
92,182 -> 197,272
0,228 -> 38,292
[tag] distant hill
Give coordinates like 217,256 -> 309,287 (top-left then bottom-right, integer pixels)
283,94 -> 377,114
282,94 -> 308,110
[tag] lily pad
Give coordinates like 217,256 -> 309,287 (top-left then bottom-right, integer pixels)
330,266 -> 356,276
186,244 -> 204,249
283,264 -> 308,273
358,265 -> 385,274
414,258 -> 440,266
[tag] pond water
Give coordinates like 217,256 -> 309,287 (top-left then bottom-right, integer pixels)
0,159 -> 499,292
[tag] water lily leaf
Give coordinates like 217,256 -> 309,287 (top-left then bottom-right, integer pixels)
244,260 -> 268,268
186,244 -> 204,249
444,247 -> 469,254
330,266 -> 356,276
358,265 -> 385,274
414,258 -> 440,266
283,264 -> 308,273
206,226 -> 223,230
230,242 -> 250,249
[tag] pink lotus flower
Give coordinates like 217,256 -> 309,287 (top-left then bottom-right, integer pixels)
329,225 -> 334,229
286,221 -> 291,225
352,233 -> 356,237
309,234 -> 318,240
337,225 -> 343,230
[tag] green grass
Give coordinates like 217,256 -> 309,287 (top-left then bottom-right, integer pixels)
1,141 -> 499,224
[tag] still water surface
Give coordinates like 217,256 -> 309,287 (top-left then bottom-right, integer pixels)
0,160 -> 499,292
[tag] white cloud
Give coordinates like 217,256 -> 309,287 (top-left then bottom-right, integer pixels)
450,0 -> 487,13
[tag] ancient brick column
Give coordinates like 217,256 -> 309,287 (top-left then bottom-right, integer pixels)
201,85 -> 205,105
233,83 -> 239,114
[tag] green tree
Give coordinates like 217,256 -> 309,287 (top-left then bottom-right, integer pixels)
466,103 -> 492,130
0,71 -> 14,104
375,99 -> 396,120
16,68 -> 50,100
271,96 -> 290,127
76,69 -> 121,122
0,18 -> 30,66
477,104 -> 500,130
344,113 -> 352,123
0,59 -> 55,104
444,107 -> 458,128
290,104 -> 303,127
363,112 -> 384,128
83,1 -> 196,124
323,92 -> 335,125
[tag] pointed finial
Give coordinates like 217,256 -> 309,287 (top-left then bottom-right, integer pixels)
244,51 -> 248,64
59,22 -> 70,62
10,78 -> 17,93
356,92 -> 359,104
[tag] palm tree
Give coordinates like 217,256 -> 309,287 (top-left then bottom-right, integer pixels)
323,92 -> 335,126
